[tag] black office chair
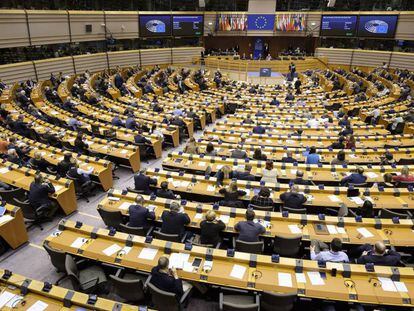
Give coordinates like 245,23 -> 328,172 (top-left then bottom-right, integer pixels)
153,230 -> 186,243
273,235 -> 302,258
0,187 -> 27,203
391,123 -> 405,135
126,187 -> 146,194
16,198 -> 48,230
97,207 -> 124,229
378,208 -> 412,219
148,281 -> 192,311
397,158 -> 414,165
235,239 -> 264,254
260,291 -> 296,311
219,288 -> 260,311
43,242 -> 68,285
66,173 -> 91,203
279,206 -> 307,214
119,223 -> 152,236
65,254 -> 107,294
249,203 -> 274,212
109,271 -> 147,303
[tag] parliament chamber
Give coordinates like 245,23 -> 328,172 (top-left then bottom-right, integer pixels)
0,1 -> 414,311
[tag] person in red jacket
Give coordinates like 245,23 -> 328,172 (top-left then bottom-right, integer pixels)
392,166 -> 414,183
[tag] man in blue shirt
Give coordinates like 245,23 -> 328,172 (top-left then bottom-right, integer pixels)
310,238 -> 349,263
125,115 -> 139,130
340,167 -> 367,186
305,147 -> 320,164
253,124 -> 266,134
234,209 -> 265,242
270,97 -> 280,106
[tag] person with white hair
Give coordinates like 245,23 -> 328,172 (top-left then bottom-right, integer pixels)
160,201 -> 190,237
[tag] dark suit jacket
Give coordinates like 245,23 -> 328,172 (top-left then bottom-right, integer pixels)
156,189 -> 177,200
160,211 -> 190,236
134,174 -> 156,195
128,204 -> 155,228
150,267 -> 184,299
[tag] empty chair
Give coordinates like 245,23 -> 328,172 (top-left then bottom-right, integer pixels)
66,173 -> 91,203
126,186 -> 146,194
235,240 -> 264,254
249,203 -> 273,212
378,208 -> 412,219
398,158 -> 414,165
279,205 -> 307,214
43,242 -> 67,284
109,272 -> 147,303
273,235 -> 302,257
153,230 -> 185,243
16,198 -> 48,230
0,187 -> 27,203
260,291 -> 296,311
220,288 -> 259,311
119,223 -> 149,236
97,207 -> 124,229
65,254 -> 107,294
148,282 -> 191,311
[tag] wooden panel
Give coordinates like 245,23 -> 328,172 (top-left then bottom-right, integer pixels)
315,48 -> 353,66
105,11 -> 139,40
0,10 -> 29,48
107,50 -> 140,68
390,52 -> 414,71
73,53 -> 107,73
28,10 -> 70,45
352,50 -> 391,68
34,57 -> 74,81
395,12 -> 414,40
0,62 -> 36,84
172,47 -> 203,65
140,48 -> 172,66
69,11 -> 105,43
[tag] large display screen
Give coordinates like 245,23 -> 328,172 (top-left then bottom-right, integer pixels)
173,15 -> 203,36
357,15 -> 398,38
139,15 -> 172,37
320,15 -> 357,37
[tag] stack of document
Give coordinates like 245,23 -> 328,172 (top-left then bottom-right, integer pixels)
168,253 -> 191,269
138,248 -> 158,260
230,264 -> 246,280
378,277 -> 408,292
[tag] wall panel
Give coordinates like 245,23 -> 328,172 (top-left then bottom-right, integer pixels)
69,11 -> 105,43
34,57 -> 74,81
108,50 -> 140,68
315,48 -> 353,66
73,53 -> 108,73
0,62 -> 36,84
140,48 -> 172,66
28,10 -> 70,45
0,10 -> 29,48
105,11 -> 139,40
172,47 -> 203,64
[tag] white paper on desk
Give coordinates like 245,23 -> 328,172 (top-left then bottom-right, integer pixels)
217,165 -> 223,170
203,260 -> 213,271
365,172 -> 378,179
337,227 -> 346,234
121,246 -> 132,255
394,281 -> 408,293
290,169 -> 297,175
244,189 -> 250,196
194,213 -> 203,220
0,167 -> 9,174
0,215 -> 13,225
54,185 -> 63,192
169,253 -> 190,269
327,225 -> 338,235
207,185 -> 216,192
120,150 -> 128,154
349,154 -> 357,158
198,162 -> 206,167
357,227 -> 374,238
288,224 -> 302,234
5,294 -> 23,308
181,181 -> 190,188
0,291 -> 17,308
230,264 -> 246,280
183,261 -> 194,272
147,205 -> 156,212
139,248 -> 158,260
349,197 -> 364,205
328,195 -> 342,203
108,196 -> 120,201
307,271 -> 325,286
278,272 -> 293,287
118,202 -> 131,210
27,300 -> 48,311
218,215 -> 230,224
295,273 -> 306,284
70,237 -> 87,248
378,277 -> 397,292
103,244 -> 122,256
172,181 -> 181,188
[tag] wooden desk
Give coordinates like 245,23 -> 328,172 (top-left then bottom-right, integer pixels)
0,269 -> 143,310
45,220 -> 414,307
100,190 -> 414,248
144,168 -> 414,211
0,161 -> 77,215
0,204 -> 28,249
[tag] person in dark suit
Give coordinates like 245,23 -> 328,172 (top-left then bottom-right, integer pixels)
340,167 -> 367,186
235,165 -> 256,181
29,152 -> 50,172
57,153 -> 73,177
74,133 -> 89,155
128,195 -> 155,229
160,201 -> 190,237
234,209 -> 265,242
133,169 -> 157,195
279,185 -> 307,210
252,124 -> 266,134
292,170 -> 312,186
200,210 -> 225,246
111,116 -> 124,127
150,256 -> 184,299
355,241 -> 401,266
125,116 -> 139,130
157,181 -> 178,200
28,174 -> 57,218
134,130 -> 151,145
218,181 -> 246,208
281,151 -> 296,163
114,73 -> 124,89
230,145 -> 248,159
12,115 -> 30,137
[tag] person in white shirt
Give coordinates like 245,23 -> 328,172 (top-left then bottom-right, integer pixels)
261,160 -> 278,184
306,118 -> 320,128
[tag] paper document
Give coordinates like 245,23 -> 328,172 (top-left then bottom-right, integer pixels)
198,162 -> 206,167
394,281 -> 408,293
70,237 -> 87,248
27,300 -> 48,311
337,227 -> 346,234
230,264 -> 246,280
108,196 -> 120,201
181,181 -> 190,188
288,224 -> 302,234
307,271 -> 325,286
121,246 -> 132,255
357,227 -> 374,238
54,185 -> 63,192
194,213 -> 203,220
172,181 -> 181,188
349,197 -> 364,205
0,291 -> 16,308
327,225 -> 338,235
103,244 -> 122,256
365,172 -> 378,178
183,261 -> 194,272
295,273 -> 306,284
138,248 -> 158,260
120,150 -> 128,154
0,167 -> 9,174
218,215 -> 230,224
278,272 -> 293,287
207,185 -> 216,192
0,215 -> 13,225
169,253 -> 190,269
118,202 -> 131,210
328,195 -> 341,203
378,277 -> 397,292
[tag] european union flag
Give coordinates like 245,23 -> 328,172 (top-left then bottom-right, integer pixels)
247,14 -> 275,31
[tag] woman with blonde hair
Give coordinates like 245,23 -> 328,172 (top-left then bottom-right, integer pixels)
184,137 -> 199,154
392,166 -> 414,183
219,181 -> 246,208
215,165 -> 235,186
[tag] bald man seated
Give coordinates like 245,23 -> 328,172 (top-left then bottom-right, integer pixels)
356,241 -> 401,266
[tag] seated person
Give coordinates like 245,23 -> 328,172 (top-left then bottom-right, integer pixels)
67,162 -> 95,190
234,209 -> 265,242
331,150 -> 348,165
134,130 -> 151,145
376,173 -> 395,188
329,136 -> 345,150
57,153 -> 73,177
339,125 -> 353,137
380,152 -> 396,166
74,133 -> 89,154
157,181 -> 178,200
160,201 -> 190,237
291,170 -> 312,186
252,124 -> 266,134
261,159 -> 277,184
252,148 -> 267,161
341,166 -> 367,186
218,181 -> 246,208
355,241 -> 401,266
279,185 -> 307,210
28,174 -> 57,218
310,238 -> 349,263
250,187 -> 273,208
6,148 -> 22,165
242,115 -> 254,124
183,137 -> 199,154
305,147 -> 320,164
111,116 -> 124,127
199,210 -> 225,247
125,116 -> 139,130
134,169 -> 157,195
355,200 -> 375,218
215,165 -> 235,186
204,143 -> 217,156
235,164 -> 255,181
128,195 -> 155,229
281,151 -> 296,163
230,145 -> 247,159
150,256 -> 185,299
29,152 -> 50,172
392,166 -> 414,183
